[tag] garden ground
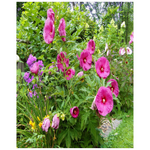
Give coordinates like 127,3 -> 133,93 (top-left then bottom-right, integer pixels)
100,108 -> 133,148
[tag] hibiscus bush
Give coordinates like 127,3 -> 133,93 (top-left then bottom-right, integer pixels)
16,2 -> 133,148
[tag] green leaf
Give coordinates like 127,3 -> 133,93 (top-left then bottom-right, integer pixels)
17,69 -> 21,76
66,130 -> 71,148
57,130 -> 67,145
85,96 -> 94,100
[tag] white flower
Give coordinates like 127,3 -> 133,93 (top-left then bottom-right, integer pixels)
107,50 -> 110,56
16,55 -> 20,62
121,21 -> 126,28
126,47 -> 132,55
105,43 -> 108,52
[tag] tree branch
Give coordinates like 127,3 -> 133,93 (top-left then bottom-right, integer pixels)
16,38 -> 31,44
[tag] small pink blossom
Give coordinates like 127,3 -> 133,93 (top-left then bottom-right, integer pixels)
79,50 -> 92,71
43,18 -> 55,44
42,118 -> 50,132
95,57 -> 110,79
30,62 -> 39,75
129,32 -> 134,44
57,52 -> 69,72
126,47 -> 132,55
47,8 -> 55,23
119,48 -> 125,55
70,106 -> 79,118
58,18 -> 66,41
86,39 -> 95,55
95,87 -> 113,116
52,114 -> 60,129
107,79 -> 119,97
77,71 -> 84,77
64,68 -> 75,80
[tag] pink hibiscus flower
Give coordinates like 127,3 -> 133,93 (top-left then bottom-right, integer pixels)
95,57 -> 110,79
126,47 -> 132,55
30,62 -> 39,75
47,8 -> 55,23
58,18 -> 66,42
57,52 -> 69,72
79,50 -> 92,71
107,79 -> 119,97
43,18 -> 55,44
52,114 -> 60,129
129,32 -> 134,44
70,106 -> 79,118
64,68 -> 75,80
119,48 -> 125,55
95,86 -> 113,116
86,39 -> 95,55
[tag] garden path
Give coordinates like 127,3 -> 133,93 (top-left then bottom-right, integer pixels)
99,117 -> 122,138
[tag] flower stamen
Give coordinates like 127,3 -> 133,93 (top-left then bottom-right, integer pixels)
73,110 -> 77,114
102,98 -> 106,103
83,58 -> 86,63
100,67 -> 104,72
111,87 -> 114,92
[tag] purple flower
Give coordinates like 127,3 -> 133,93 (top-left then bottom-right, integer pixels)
38,60 -> 44,70
23,72 -> 34,84
26,54 -> 37,67
28,91 -> 32,98
32,84 -> 38,89
33,91 -> 37,96
42,118 -> 50,132
38,71 -> 43,76
52,114 -> 60,129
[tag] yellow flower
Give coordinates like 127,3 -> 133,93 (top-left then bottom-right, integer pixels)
44,115 -> 49,119
29,120 -> 33,125
60,114 -> 65,121
56,15 -> 59,20
39,122 -> 43,128
29,120 -> 36,130
37,116 -> 40,121
32,126 -> 36,130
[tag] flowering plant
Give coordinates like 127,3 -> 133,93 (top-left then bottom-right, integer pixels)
17,2 -> 133,148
